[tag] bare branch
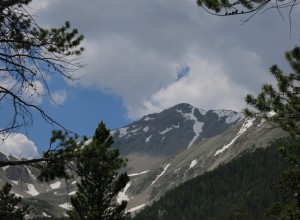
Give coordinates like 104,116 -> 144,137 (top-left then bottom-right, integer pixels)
0,157 -> 50,167
0,0 -> 84,136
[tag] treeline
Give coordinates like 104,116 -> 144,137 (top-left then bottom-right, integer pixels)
133,141 -> 289,220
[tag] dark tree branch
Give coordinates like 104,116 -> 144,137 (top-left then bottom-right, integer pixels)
0,157 -> 50,167
0,0 -> 84,136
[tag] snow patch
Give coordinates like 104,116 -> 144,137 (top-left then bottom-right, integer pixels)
130,128 -> 141,134
128,170 -> 149,177
173,123 -> 180,128
199,109 -> 207,115
267,111 -> 276,117
2,166 -> 9,171
177,108 -> 204,148
119,127 -> 129,138
145,135 -> 152,143
159,127 -> 173,135
84,138 -> 92,145
144,116 -> 154,121
226,113 -> 244,124
68,191 -> 77,196
11,180 -> 18,185
59,203 -> 72,210
12,191 -> 23,197
151,164 -> 171,186
50,181 -> 61,190
117,181 -> 131,204
127,204 -> 146,212
214,118 -> 255,156
257,111 -> 275,127
188,108 -> 204,148
257,118 -> 266,127
26,184 -> 39,196
110,130 -> 117,136
189,160 -> 198,169
26,167 -> 36,180
174,168 -> 181,173
176,109 -> 191,120
213,110 -> 244,124
42,212 -> 51,218
143,126 -> 149,132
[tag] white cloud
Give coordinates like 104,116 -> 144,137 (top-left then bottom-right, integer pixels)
0,133 -> 39,158
23,80 -> 45,105
73,36 -> 175,105
131,52 -> 250,119
51,90 -> 68,105
74,35 -> 267,120
27,0 -> 300,120
0,75 -> 45,105
29,0 -> 60,12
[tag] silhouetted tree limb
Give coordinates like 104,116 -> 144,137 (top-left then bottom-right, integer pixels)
0,0 -> 84,136
196,0 -> 299,27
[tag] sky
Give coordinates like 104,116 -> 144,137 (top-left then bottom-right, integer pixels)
0,0 -> 300,158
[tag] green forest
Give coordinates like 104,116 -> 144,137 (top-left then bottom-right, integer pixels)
133,141 -> 290,220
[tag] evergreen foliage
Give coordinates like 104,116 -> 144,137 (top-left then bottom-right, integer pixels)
244,47 -> 300,218
34,130 -> 87,182
0,0 -> 84,137
196,0 -> 299,17
0,183 -> 30,220
0,122 -> 130,219
245,47 -> 300,139
133,143 -> 288,220
67,122 -> 130,220
0,1 -> 128,219
0,0 -> 85,191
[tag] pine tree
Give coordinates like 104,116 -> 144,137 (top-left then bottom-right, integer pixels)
0,183 -> 30,220
0,0 -> 86,172
245,46 -> 300,218
68,122 -> 130,220
196,0 -> 299,17
0,0 -> 84,142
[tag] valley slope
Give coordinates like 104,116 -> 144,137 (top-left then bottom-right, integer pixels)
0,103 -> 285,218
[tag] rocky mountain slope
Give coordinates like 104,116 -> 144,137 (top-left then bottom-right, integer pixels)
0,103 -> 285,218
123,116 -> 285,213
133,144 -> 287,220
112,103 -> 244,173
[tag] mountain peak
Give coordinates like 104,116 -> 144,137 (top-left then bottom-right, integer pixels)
163,103 -> 207,116
173,103 -> 194,110
111,103 -> 244,173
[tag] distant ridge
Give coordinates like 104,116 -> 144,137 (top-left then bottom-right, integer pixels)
111,103 -> 244,172
0,103 -> 287,218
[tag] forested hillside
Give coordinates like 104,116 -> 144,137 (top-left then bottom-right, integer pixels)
133,141 -> 289,220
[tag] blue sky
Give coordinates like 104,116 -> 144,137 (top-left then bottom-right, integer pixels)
0,0 -> 300,158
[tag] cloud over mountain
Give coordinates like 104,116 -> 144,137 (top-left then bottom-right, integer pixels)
0,133 -> 39,158
30,0 -> 299,119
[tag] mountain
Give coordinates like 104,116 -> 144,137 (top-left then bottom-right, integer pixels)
121,114 -> 285,213
0,103 -> 286,218
0,152 -> 74,218
112,103 -> 244,173
133,143 -> 288,220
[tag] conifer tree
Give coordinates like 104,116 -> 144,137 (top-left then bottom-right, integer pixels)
196,0 -> 299,17
0,183 -> 30,220
68,122 -> 129,220
0,0 -> 84,141
244,46 -> 300,218
0,0 -> 84,169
